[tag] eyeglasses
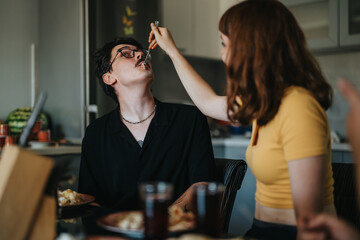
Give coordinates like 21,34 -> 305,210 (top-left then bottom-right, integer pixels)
107,47 -> 149,72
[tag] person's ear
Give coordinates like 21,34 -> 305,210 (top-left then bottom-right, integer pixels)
102,72 -> 116,86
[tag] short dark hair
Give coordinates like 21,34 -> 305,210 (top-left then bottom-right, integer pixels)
94,37 -> 143,103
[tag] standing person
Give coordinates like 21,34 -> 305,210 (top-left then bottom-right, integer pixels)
78,37 -> 216,211
148,0 -> 336,239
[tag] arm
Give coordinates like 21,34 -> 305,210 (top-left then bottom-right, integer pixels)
171,182 -> 208,212
288,155 -> 326,221
303,213 -> 360,240
288,155 -> 327,240
78,137 -> 102,207
294,78 -> 360,240
149,23 -> 229,121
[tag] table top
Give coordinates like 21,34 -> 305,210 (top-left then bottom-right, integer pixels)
57,205 -> 245,240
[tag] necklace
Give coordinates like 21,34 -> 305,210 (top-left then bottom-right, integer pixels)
120,105 -> 156,124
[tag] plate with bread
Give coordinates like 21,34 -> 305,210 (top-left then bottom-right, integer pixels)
57,189 -> 95,208
97,206 -> 195,238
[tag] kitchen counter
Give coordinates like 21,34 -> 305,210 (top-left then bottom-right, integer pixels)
211,135 -> 352,152
26,145 -> 81,155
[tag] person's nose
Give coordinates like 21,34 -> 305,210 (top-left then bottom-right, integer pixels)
136,50 -> 145,59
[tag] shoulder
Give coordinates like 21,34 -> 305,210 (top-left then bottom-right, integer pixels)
84,108 -> 117,138
276,86 -> 328,129
279,86 -> 325,116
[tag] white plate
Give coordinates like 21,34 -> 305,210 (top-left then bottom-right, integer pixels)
97,211 -> 144,238
29,141 -> 50,148
97,211 -> 195,238
58,193 -> 95,208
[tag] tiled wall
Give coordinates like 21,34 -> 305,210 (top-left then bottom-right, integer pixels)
152,51 -> 360,139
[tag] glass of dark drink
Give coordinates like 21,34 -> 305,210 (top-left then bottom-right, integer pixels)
192,182 -> 225,237
139,181 -> 173,240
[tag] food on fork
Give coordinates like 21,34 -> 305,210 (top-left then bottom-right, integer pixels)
57,189 -> 84,206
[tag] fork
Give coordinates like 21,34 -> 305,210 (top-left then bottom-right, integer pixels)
143,20 -> 159,65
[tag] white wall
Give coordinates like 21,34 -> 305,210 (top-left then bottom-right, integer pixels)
38,0 -> 85,139
0,0 -> 39,121
0,0 -> 85,139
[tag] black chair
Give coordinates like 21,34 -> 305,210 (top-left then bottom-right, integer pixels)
332,162 -> 360,229
214,158 -> 247,233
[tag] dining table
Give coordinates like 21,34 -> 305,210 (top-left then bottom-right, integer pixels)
56,204 -> 246,240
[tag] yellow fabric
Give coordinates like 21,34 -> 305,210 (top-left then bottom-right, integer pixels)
246,86 -> 334,209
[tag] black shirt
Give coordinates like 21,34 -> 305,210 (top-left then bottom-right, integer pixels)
78,99 -> 216,210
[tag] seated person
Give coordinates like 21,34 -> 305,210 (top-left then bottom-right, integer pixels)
78,37 -> 216,211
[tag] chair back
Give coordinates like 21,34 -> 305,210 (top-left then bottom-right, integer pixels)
215,158 -> 247,233
332,162 -> 360,229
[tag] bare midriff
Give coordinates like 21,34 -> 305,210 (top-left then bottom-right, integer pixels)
254,201 -> 337,225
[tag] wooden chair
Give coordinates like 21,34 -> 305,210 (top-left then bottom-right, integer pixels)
332,162 -> 360,229
214,158 -> 247,233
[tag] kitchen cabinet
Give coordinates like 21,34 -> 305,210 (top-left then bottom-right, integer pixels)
340,0 -> 360,47
162,0 -> 194,55
280,0 -> 338,50
281,0 -> 360,51
163,0 -> 360,59
162,0 -> 243,59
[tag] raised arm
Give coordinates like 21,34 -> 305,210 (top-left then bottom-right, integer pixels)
149,23 -> 229,121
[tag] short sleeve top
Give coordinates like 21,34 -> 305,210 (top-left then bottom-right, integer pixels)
246,86 -> 334,208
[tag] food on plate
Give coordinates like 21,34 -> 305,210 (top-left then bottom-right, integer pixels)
115,211 -> 143,230
57,189 -> 84,207
168,205 -> 195,231
168,233 -> 243,240
113,205 -> 195,232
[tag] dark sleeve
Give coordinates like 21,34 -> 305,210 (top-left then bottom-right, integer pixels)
78,134 -> 99,198
187,110 -> 216,184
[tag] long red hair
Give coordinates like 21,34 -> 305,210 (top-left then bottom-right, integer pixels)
219,0 -> 332,126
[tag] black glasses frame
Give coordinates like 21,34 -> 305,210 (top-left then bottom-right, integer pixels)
107,47 -> 148,72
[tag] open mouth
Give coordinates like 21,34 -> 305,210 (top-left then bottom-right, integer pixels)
135,58 -> 147,67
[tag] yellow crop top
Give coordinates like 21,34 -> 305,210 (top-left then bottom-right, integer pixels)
246,86 -> 334,209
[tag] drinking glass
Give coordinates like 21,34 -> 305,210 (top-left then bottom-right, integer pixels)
139,181 -> 173,240
192,182 -> 224,237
